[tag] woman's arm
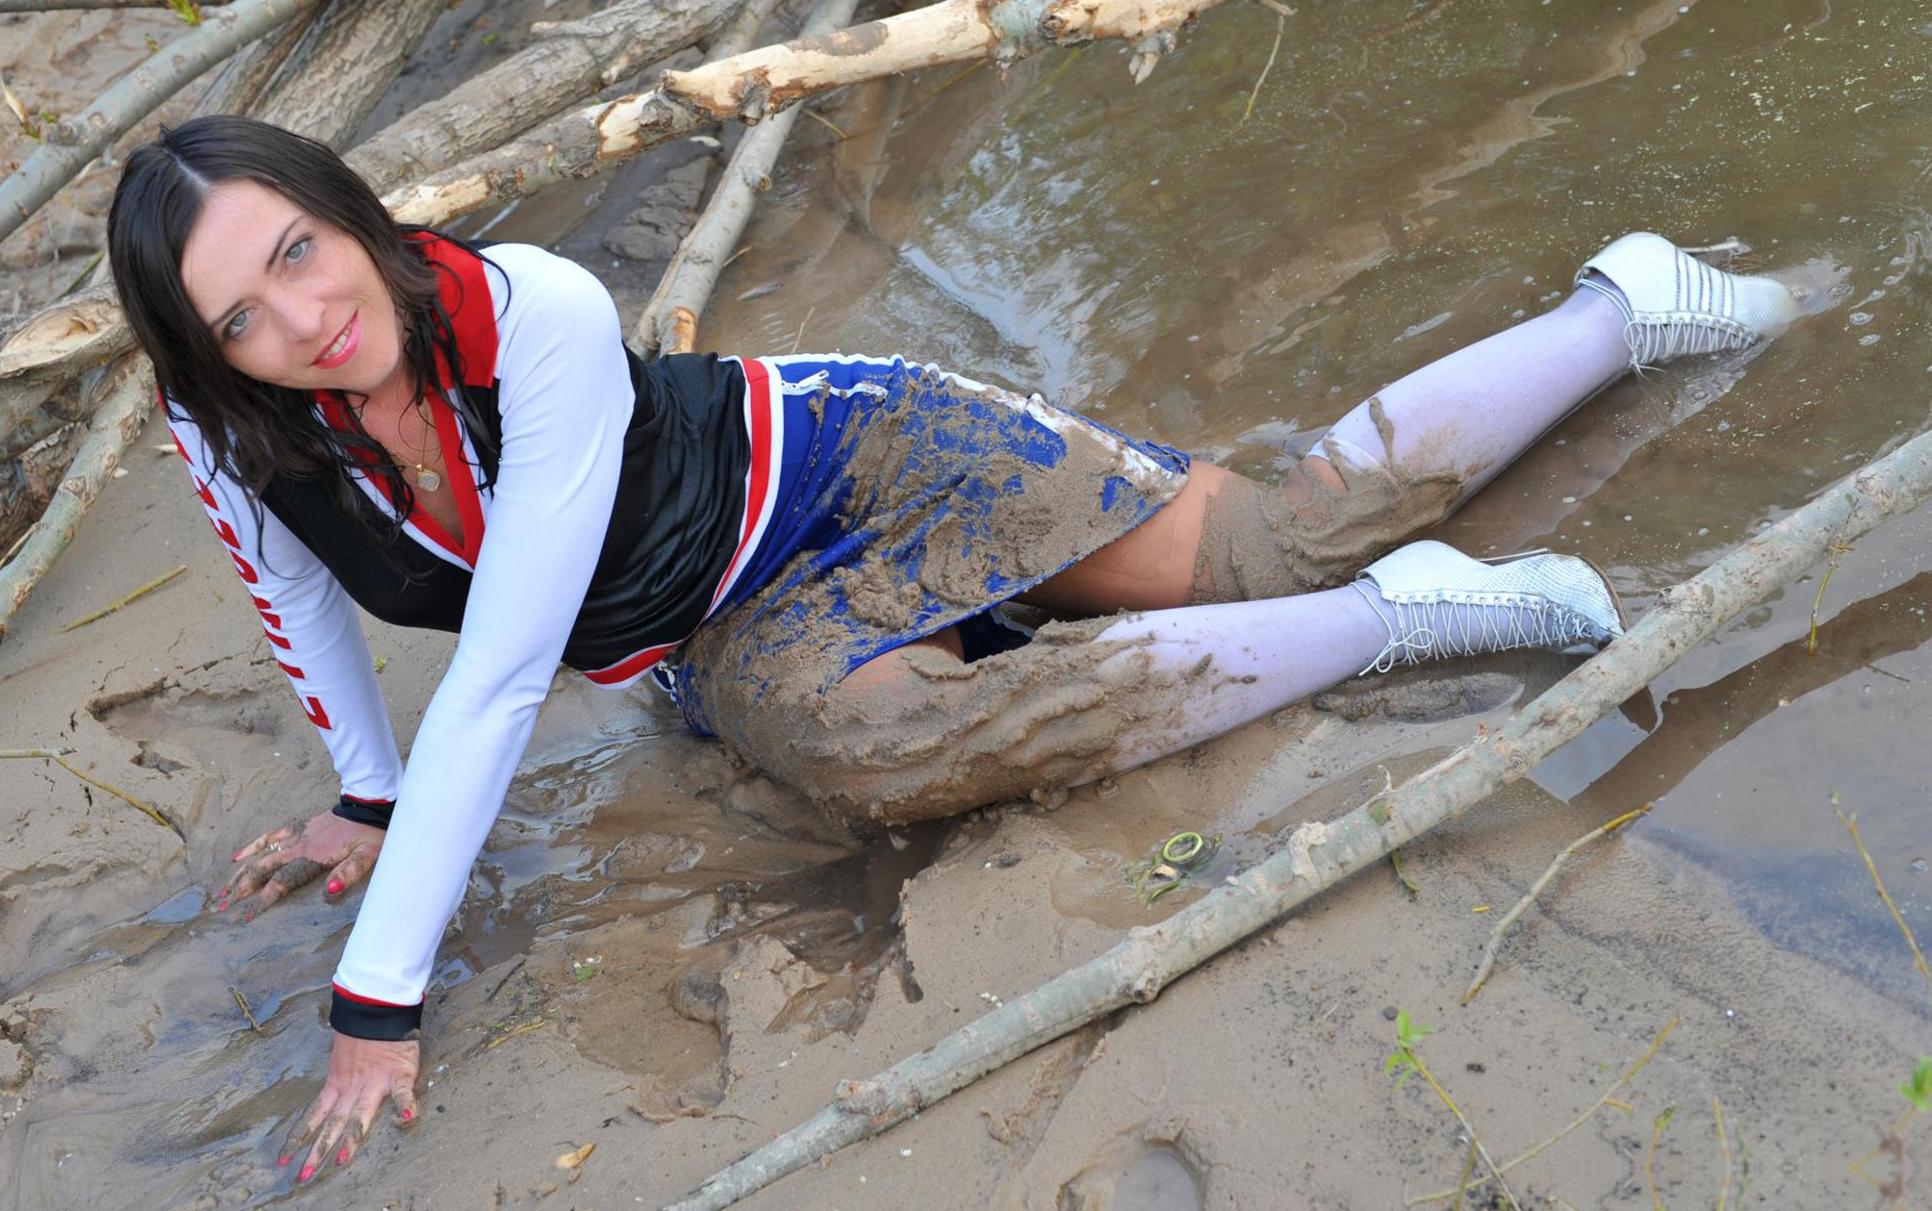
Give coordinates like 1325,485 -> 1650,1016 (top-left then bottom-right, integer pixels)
327,245 -> 631,1035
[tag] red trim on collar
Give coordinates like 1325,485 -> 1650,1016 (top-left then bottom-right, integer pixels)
403,231 -> 498,390
314,392 -> 475,566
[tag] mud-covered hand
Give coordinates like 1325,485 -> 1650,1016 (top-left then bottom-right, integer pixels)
280,1031 -> 419,1182
220,808 -> 385,918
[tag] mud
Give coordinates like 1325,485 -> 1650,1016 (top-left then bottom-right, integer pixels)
5,0 -> 1932,1207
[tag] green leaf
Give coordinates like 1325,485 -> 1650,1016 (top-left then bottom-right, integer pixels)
1901,1056 -> 1932,1113
1394,1010 -> 1434,1047
1653,1103 -> 1677,1132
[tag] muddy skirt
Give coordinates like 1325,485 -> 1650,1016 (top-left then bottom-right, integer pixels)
666,354 -> 1190,738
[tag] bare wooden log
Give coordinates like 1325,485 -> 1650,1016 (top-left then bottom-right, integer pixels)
664,0 -> 1218,122
0,422 -> 83,544
661,426 -> 1932,1210
0,0 -> 322,245
190,0 -> 320,118
387,0 -> 1227,230
343,0 -> 743,196
633,0 -> 795,356
250,0 -> 446,147
0,1 -> 230,10
0,354 -> 153,643
0,286 -> 130,444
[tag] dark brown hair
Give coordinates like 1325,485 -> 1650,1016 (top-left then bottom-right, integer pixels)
107,115 -> 494,543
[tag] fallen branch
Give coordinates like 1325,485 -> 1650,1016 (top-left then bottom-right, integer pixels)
631,0 -> 787,356
0,354 -> 153,644
385,0 -> 1234,228
1461,802 -> 1653,1005
0,287 -> 135,448
662,426 -> 1932,1209
55,563 -> 186,633
0,1 -> 230,9
636,0 -> 861,357
0,0 -> 321,245
0,747 -> 183,839
248,0 -> 446,148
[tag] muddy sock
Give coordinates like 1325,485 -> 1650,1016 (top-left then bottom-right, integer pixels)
1091,588 -> 1391,768
1319,288 -> 1630,501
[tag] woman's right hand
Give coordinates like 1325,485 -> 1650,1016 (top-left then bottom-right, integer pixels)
220,808 -> 385,919
280,1030 -> 420,1181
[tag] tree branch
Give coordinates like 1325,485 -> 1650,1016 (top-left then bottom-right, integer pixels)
0,0 -> 322,245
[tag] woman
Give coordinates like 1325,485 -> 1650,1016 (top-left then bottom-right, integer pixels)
107,115 -> 1798,1180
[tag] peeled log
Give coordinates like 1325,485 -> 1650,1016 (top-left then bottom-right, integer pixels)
386,0 -> 1229,229
342,0 -> 743,195
0,0 -> 322,245
250,0 -> 446,148
0,287 -> 131,445
0,354 -> 152,643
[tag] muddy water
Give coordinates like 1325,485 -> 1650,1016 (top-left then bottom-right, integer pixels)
688,0 -> 1932,997
7,0 -> 1932,1206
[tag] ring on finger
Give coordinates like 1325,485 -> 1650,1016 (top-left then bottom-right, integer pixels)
266,841 -> 283,854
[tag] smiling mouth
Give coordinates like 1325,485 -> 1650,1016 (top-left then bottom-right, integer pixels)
313,312 -> 359,369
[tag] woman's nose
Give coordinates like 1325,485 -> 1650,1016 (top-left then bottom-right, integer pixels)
270,287 -> 328,342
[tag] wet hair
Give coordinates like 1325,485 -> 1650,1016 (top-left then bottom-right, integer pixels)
106,114 -> 498,548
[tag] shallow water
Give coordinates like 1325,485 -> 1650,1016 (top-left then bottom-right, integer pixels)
6,1 -> 1932,1206
690,0 -> 1932,1001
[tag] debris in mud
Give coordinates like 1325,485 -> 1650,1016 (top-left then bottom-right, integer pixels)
1313,670 -> 1519,723
553,1141 -> 594,1170
0,1039 -> 30,1090
602,158 -> 711,263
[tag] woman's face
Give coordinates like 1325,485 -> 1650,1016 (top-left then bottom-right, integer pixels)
178,180 -> 406,398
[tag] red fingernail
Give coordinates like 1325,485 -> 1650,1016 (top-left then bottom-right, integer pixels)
216,903 -> 226,913
277,1156 -> 290,1167
337,1147 -> 350,1165
232,851 -> 243,862
326,879 -> 344,895
400,1108 -> 413,1122
298,1164 -> 314,1182
244,913 -> 254,924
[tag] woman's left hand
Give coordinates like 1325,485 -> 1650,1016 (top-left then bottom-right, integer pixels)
279,1031 -> 420,1182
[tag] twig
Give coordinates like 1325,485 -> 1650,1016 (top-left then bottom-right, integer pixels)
1408,1018 -> 1679,1206
55,564 -> 187,633
1462,803 -> 1652,1004
1646,1104 -> 1677,1211
1389,847 -> 1421,898
1241,12 -> 1285,124
485,1018 -> 548,1049
1451,1139 -> 1477,1211
1253,0 -> 1296,16
232,987 -> 263,1034
1836,808 -> 1932,998
788,306 -> 816,357
2,748 -> 184,839
799,107 -> 847,140
1403,1045 -> 1521,1211
1713,1097 -> 1734,1211
1807,539 -> 1850,655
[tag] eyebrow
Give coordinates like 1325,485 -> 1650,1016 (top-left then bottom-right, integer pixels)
205,216 -> 301,333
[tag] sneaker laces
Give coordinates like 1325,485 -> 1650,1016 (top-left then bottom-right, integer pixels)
1352,584 -> 1600,674
1580,260 -> 1754,370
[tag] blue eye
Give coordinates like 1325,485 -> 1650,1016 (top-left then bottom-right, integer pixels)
285,236 -> 312,264
222,310 -> 250,340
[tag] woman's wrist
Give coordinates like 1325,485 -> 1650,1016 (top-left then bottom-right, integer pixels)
331,793 -> 395,830
329,983 -> 423,1040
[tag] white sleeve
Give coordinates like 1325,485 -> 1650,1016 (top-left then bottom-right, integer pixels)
166,412 -> 403,803
332,248 -> 629,1008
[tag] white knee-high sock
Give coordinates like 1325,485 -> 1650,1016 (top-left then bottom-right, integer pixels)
1321,288 -> 1631,499
1088,589 -> 1392,769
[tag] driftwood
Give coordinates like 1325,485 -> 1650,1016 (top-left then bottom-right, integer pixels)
661,427 -> 1932,1209
0,1 -> 230,9
190,0 -> 319,119
0,0 -> 321,244
342,0 -> 742,196
386,0 -> 1230,230
0,287 -> 129,446
249,0 -> 446,147
634,0 -> 821,357
0,354 -> 152,643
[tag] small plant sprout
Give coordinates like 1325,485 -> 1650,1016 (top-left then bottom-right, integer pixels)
1902,1056 -> 1931,1114
1383,1011 -> 1521,1211
1645,1103 -> 1677,1211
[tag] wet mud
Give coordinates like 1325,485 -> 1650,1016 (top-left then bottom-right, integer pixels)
4,0 -> 1932,1207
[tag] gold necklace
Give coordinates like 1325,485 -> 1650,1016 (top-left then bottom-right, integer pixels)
405,399 -> 442,492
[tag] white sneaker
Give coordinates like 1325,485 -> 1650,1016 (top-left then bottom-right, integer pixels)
1351,540 -> 1626,674
1577,232 -> 1801,370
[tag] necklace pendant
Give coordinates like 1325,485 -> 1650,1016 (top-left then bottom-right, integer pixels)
415,467 -> 442,492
